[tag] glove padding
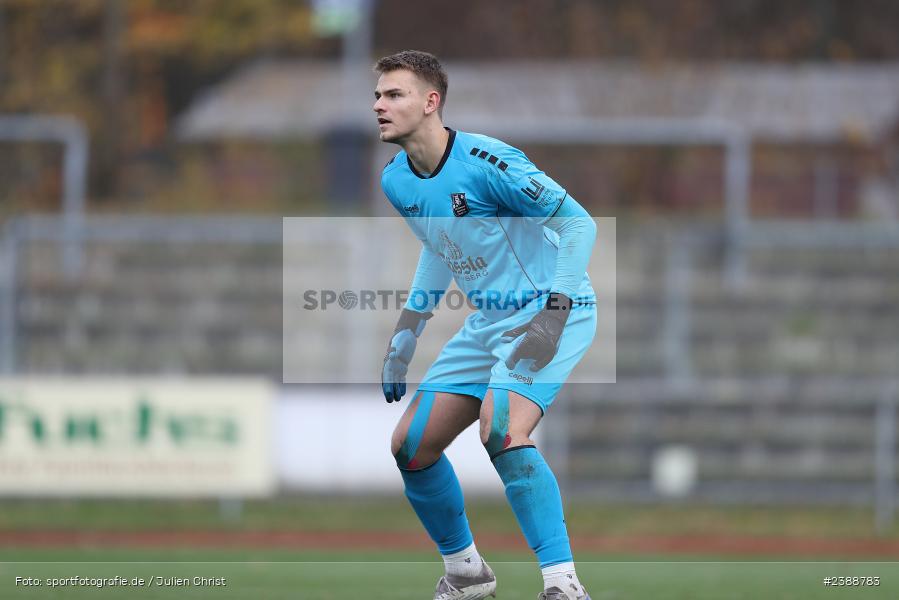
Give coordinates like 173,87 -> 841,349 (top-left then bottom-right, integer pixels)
382,309 -> 432,403
502,292 -> 573,372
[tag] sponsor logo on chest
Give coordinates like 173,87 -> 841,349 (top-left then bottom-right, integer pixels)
437,229 -> 489,281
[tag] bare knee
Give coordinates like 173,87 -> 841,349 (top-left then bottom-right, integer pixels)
390,425 -> 406,457
480,390 -> 540,455
409,444 -> 442,467
479,419 -> 490,446
393,390 -> 480,468
391,422 -> 445,467
479,391 -> 493,446
479,413 -> 491,446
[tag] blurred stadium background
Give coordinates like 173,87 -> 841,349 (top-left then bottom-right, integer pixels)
2,1 -> 899,598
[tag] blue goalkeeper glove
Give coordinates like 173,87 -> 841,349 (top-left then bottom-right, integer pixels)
501,292 -> 572,372
382,309 -> 433,403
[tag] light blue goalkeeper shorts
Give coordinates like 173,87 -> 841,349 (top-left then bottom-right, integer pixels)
417,298 -> 596,413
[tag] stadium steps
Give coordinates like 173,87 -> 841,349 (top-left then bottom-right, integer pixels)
16,243 -> 285,375
11,228 -> 899,380
563,378 -> 897,490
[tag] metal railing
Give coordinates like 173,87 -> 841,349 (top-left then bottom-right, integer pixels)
0,115 -> 89,276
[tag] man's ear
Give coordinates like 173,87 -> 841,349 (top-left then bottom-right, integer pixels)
424,90 -> 441,116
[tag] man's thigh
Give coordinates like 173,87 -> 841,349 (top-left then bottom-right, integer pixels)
392,391 -> 481,469
392,315 -> 495,468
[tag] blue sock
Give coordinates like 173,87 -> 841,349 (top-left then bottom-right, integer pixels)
492,446 -> 572,568
400,454 -> 474,555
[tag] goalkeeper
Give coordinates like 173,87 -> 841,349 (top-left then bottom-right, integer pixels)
376,50 -> 596,600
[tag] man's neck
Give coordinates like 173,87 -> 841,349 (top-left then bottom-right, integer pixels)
402,122 -> 449,176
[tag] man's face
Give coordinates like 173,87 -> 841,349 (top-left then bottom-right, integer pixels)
373,69 -> 434,143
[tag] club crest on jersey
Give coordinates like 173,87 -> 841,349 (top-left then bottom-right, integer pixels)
403,203 -> 420,215
450,193 -> 470,217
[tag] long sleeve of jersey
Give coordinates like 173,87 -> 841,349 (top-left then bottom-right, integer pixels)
543,196 -> 596,299
404,244 -> 453,313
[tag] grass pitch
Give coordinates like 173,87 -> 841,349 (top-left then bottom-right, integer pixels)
2,550 -> 898,599
2,498 -> 898,598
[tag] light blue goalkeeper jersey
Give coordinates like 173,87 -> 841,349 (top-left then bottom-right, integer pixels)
381,129 -> 595,322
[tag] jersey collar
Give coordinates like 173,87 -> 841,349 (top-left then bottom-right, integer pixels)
407,128 -> 456,179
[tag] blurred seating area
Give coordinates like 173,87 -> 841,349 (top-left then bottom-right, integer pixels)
11,222 -> 897,378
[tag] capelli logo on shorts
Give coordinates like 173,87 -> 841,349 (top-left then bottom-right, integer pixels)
508,371 -> 533,385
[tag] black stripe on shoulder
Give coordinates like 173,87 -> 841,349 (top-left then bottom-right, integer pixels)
470,145 -> 511,175
383,155 -> 396,169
